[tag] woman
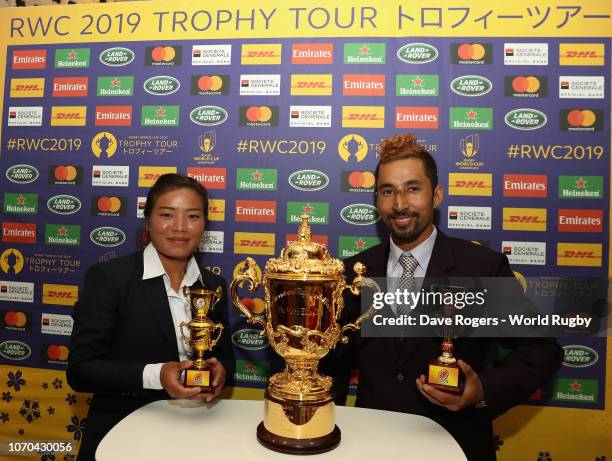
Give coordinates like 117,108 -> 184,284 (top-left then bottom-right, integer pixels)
67,174 -> 235,460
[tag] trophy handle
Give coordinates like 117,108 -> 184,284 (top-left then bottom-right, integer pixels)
229,257 -> 266,330
178,321 -> 191,347
339,262 -> 382,344
209,322 -> 224,349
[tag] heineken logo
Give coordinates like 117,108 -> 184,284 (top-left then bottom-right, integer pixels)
340,204 -> 379,225
144,76 -> 180,95
397,43 -> 438,64
47,195 -> 81,215
504,108 -> 547,130
190,106 -> 228,126
236,168 -> 277,191
562,345 -> 598,368
3,193 -> 37,214
45,224 -> 80,246
6,164 -> 39,184
450,75 -> 492,97
288,170 -> 329,191
90,227 -> 126,247
55,48 -> 90,68
0,340 -> 31,360
96,76 -> 134,96
231,329 -> 269,350
99,47 -> 135,66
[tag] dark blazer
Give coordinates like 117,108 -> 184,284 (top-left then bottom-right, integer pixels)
322,230 -> 562,461
67,251 -> 235,461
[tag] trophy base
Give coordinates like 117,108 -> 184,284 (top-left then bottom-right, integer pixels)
183,367 -> 214,391
426,358 -> 464,395
257,422 -> 341,455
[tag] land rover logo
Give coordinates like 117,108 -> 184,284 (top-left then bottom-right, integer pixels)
504,109 -> 547,130
562,345 -> 598,368
6,164 -> 39,184
144,76 -> 180,95
288,170 -> 329,191
0,340 -> 31,360
90,227 -> 126,247
397,43 -> 438,64
340,204 -> 379,225
99,47 -> 135,66
190,106 -> 228,126
47,195 -> 81,215
231,329 -> 269,350
450,75 -> 493,97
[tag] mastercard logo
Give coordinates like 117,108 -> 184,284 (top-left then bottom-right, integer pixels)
512,76 -> 540,94
4,311 -> 27,327
97,196 -> 122,213
150,46 -> 177,62
456,44 -> 486,60
566,110 -> 597,127
196,75 -> 224,91
347,171 -> 375,188
245,106 -> 273,122
47,344 -> 69,361
54,165 -> 78,181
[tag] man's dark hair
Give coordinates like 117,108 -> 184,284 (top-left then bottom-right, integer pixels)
144,173 -> 209,224
374,133 -> 438,191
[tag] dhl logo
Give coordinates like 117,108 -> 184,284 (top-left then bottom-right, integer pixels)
50,106 -> 86,126
234,232 -> 275,255
342,106 -> 385,128
10,78 -> 45,97
448,173 -> 492,196
347,113 -> 381,120
42,283 -> 78,306
291,74 -> 333,96
241,44 -> 282,65
557,243 -> 602,267
208,199 -> 225,222
138,166 -> 177,187
559,44 -> 604,66
503,208 -> 547,231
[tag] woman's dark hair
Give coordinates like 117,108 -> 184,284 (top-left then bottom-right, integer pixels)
143,173 -> 209,224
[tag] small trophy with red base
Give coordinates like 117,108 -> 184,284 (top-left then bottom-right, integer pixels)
179,286 -> 224,391
426,286 -> 465,394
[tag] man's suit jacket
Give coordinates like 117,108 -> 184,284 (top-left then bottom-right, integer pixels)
322,230 -> 562,461
67,251 -> 235,461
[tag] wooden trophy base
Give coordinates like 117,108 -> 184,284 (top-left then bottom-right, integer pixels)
426,358 -> 464,395
257,422 -> 341,455
183,367 -> 214,391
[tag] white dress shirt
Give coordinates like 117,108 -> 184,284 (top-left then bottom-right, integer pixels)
386,226 -> 437,313
141,242 -> 203,390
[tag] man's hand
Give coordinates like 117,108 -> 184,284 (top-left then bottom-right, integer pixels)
160,360 -> 202,399
197,358 -> 226,402
415,360 -> 485,412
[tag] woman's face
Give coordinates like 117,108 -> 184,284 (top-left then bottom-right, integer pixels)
146,187 -> 205,264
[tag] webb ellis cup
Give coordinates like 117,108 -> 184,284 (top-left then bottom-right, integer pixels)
230,216 -> 380,454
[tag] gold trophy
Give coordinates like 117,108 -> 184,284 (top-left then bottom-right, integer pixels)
180,286 -> 224,390
230,216 -> 380,454
426,286 -> 464,394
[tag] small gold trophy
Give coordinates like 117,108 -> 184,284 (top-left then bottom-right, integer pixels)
179,286 -> 224,390
426,286 -> 464,394
230,216 -> 380,454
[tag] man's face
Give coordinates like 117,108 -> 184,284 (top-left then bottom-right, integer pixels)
376,158 -> 443,249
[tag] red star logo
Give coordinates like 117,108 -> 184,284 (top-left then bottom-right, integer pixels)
354,238 -> 366,249
466,109 -> 477,119
58,226 -> 68,236
359,45 -> 370,55
412,76 -> 423,87
303,204 -> 314,214
251,170 -> 263,181
575,177 -> 587,189
67,50 -> 77,60
16,195 -> 26,205
155,107 -> 166,117
246,363 -> 255,373
569,381 -> 582,393
111,79 -> 121,88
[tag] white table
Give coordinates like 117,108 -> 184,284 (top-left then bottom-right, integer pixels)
97,399 -> 467,461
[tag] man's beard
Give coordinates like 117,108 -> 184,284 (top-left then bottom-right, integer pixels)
387,211 -> 427,244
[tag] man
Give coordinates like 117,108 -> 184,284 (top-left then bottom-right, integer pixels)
325,134 -> 562,460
